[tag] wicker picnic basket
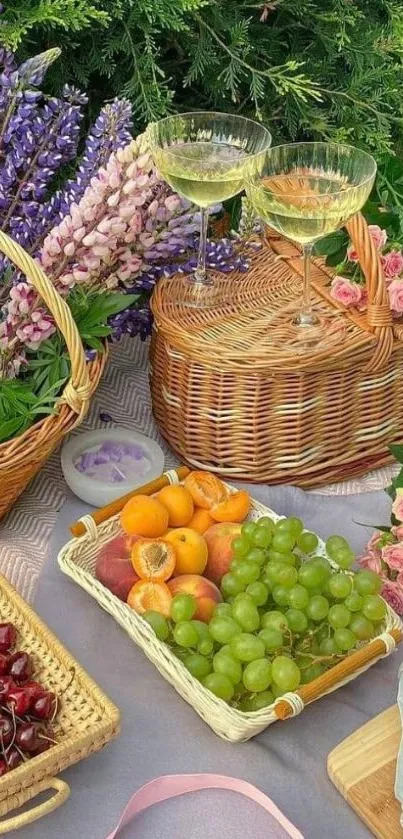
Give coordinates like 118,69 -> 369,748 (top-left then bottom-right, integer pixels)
0,573 -> 119,833
0,231 -> 107,520
150,213 -> 403,487
58,467 -> 402,743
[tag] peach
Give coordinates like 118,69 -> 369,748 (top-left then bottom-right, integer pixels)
96,533 -> 139,601
203,522 -> 242,584
167,575 -> 222,622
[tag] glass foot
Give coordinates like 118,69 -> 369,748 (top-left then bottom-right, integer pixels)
177,277 -> 228,309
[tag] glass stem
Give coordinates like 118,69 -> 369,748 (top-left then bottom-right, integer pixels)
194,206 -> 209,284
302,243 -> 313,317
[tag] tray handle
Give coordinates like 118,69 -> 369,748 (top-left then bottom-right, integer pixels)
0,777 -> 70,833
274,626 -> 402,721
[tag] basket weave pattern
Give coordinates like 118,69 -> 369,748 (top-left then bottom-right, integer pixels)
0,574 -> 119,832
0,231 -> 107,519
150,214 -> 403,487
58,472 -> 402,743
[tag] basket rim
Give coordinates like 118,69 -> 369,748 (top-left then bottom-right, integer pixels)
0,571 -> 120,801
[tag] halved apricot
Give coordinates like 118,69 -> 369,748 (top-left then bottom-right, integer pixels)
131,538 -> 176,581
184,471 -> 228,510
211,489 -> 251,523
127,580 -> 172,616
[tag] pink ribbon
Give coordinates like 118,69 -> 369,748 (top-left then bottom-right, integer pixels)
104,773 -> 304,839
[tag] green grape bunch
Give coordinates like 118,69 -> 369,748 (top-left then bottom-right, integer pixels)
142,515 -> 388,712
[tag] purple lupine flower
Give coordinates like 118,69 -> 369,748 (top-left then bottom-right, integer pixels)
18,49 -> 61,87
34,97 -> 133,244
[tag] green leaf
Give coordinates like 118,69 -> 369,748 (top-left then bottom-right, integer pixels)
389,444 -> 403,464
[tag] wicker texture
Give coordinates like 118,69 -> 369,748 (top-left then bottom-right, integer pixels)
0,573 -> 119,832
0,231 -> 107,519
150,214 -> 403,487
58,469 -> 402,743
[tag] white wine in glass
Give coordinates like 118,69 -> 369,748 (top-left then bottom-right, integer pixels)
246,142 -> 377,344
147,112 -> 272,307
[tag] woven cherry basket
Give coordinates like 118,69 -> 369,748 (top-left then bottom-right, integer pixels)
150,213 -> 403,487
0,231 -> 107,519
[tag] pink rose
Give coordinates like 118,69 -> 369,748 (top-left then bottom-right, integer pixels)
388,278 -> 403,314
368,225 -> 387,251
392,525 -> 403,540
367,531 -> 382,556
381,579 -> 403,615
382,543 -> 403,572
358,552 -> 383,575
382,250 -> 403,279
347,226 -> 387,262
330,277 -> 362,308
392,493 -> 403,522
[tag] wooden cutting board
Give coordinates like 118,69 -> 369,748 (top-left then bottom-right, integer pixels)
328,705 -> 403,838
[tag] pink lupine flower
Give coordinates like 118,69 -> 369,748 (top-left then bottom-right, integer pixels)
330,277 -> 362,307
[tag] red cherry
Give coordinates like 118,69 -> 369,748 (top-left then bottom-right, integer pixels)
24,681 -> 45,706
0,676 -> 16,696
0,655 -> 9,677
7,687 -> 30,716
15,722 -> 41,753
0,759 -> 8,777
7,652 -> 33,684
0,715 -> 14,747
6,748 -> 22,770
31,692 -> 56,720
0,624 -> 16,654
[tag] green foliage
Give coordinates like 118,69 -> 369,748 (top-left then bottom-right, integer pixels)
0,290 -> 138,443
4,0 -> 403,154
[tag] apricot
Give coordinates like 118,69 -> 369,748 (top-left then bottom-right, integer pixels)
165,527 -> 208,576
211,489 -> 250,523
96,533 -> 139,601
184,471 -> 228,510
158,485 -> 194,527
120,495 -> 169,538
188,508 -> 215,534
127,580 -> 172,617
131,538 -> 176,582
168,574 -> 222,622
204,522 -> 242,584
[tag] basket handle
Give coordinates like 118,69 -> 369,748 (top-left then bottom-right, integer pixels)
0,777 -> 69,833
274,626 -> 402,720
0,230 -> 91,420
345,213 -> 394,372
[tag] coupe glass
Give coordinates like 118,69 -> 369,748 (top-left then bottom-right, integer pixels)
147,111 -> 271,307
245,142 -> 377,348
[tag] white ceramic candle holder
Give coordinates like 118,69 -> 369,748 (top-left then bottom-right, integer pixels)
61,428 -> 165,507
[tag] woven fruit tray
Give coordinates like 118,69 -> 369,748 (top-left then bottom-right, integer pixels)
58,468 -> 402,743
0,574 -> 119,833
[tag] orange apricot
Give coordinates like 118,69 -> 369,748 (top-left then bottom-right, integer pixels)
120,495 -> 169,538
127,580 -> 172,617
187,508 -> 215,534
164,527 -> 208,576
131,538 -> 176,581
211,489 -> 251,523
158,485 -> 194,527
184,471 -> 228,510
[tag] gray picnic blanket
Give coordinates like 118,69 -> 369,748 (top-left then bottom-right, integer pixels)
12,482 -> 401,839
